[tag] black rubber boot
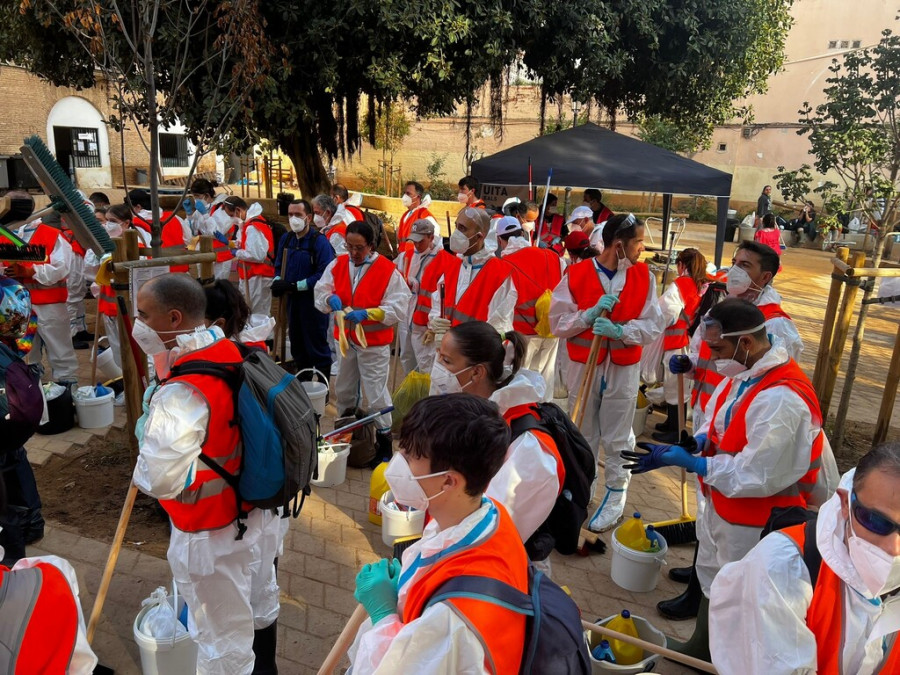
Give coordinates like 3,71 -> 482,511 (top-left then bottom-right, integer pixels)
658,563 -> 702,620
251,620 -> 278,675
669,566 -> 692,584
375,431 -> 394,463
667,596 -> 710,663
654,404 -> 678,432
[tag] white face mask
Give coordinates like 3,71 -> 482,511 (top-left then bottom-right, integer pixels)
449,229 -> 476,254
714,343 -> 749,377
131,319 -> 186,356
313,214 -> 326,230
457,192 -> 468,204
428,361 -> 473,396
401,194 -> 414,209
384,453 -> 449,511
726,265 -> 763,297
288,216 -> 308,233
848,513 -> 900,597
104,220 -> 124,238
522,220 -> 536,233
616,244 -> 632,272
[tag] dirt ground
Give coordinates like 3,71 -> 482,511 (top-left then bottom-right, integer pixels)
33,427 -> 171,559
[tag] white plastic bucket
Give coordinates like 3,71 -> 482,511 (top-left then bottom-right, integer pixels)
133,590 -> 197,675
311,443 -> 351,488
739,225 -> 756,242
379,490 -> 425,547
609,526 -> 668,592
726,208 -> 737,219
584,614 -> 667,674
297,368 -> 327,416
75,391 -> 114,429
96,336 -> 122,381
631,404 -> 651,437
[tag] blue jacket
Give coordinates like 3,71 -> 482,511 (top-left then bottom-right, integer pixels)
274,229 -> 335,289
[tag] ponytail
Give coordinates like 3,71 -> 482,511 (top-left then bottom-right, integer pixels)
447,322 -> 528,389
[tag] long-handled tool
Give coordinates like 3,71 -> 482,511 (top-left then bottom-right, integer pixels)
276,254 -> 289,364
89,310 -> 107,387
317,604 -> 367,675
582,619 -> 717,674
651,372 -> 697,544
570,310 -> 607,428
322,406 -> 395,440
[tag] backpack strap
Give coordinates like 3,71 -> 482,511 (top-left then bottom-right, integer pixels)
508,406 -> 543,441
424,574 -> 534,616
801,518 -> 822,587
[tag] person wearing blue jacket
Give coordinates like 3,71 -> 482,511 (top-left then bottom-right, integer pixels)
272,199 -> 336,381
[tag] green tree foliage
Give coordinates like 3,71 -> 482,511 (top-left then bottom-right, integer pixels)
636,115 -> 708,154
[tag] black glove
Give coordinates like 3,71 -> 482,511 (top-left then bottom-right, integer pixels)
271,279 -> 294,297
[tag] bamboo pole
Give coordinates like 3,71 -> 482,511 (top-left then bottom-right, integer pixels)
115,252 -> 216,270
830,259 -> 900,277
819,251 -> 866,418
874,321 -> 900,446
112,232 -> 144,460
813,247 -> 850,398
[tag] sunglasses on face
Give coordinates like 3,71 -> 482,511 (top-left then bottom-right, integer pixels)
851,491 -> 900,537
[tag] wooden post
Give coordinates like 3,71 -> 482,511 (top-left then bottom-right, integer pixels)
874,321 -> 900,446
813,247 -> 850,399
114,230 -> 145,460
198,235 -> 214,281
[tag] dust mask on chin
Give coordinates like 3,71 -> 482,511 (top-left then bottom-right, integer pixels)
401,194 -> 413,209
847,514 -> 900,597
289,216 -> 308,233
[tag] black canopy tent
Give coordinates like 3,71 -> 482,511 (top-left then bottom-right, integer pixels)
470,123 -> 734,267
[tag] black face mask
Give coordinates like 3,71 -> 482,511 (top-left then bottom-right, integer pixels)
0,197 -> 35,225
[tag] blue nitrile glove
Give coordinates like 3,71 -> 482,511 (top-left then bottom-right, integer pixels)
354,558 -> 401,624
213,230 -> 229,246
693,433 -> 707,454
297,279 -> 308,292
622,443 -> 671,474
584,294 -> 619,323
328,295 -> 343,312
669,354 -> 693,374
344,309 -> 369,325
182,198 -> 194,216
593,317 -> 624,339
194,199 -> 208,215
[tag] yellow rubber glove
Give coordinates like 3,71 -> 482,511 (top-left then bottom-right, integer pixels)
367,307 -> 386,322
336,311 -> 349,357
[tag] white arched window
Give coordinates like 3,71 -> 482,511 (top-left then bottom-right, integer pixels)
46,97 -> 111,175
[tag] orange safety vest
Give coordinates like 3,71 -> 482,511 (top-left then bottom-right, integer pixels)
237,216 -> 275,279
537,214 -> 566,255
565,260 -> 650,366
160,213 -> 189,273
699,359 -> 823,527
398,206 -> 434,256
0,562 -> 80,674
691,302 -> 792,411
345,205 -> 365,223
781,524 -> 900,674
331,255 -> 396,347
402,499 -> 529,675
504,246 -> 562,336
469,199 -> 486,209
20,224 -> 68,305
327,221 -> 347,243
413,249 -> 459,327
132,213 -> 153,235
444,256 -> 512,326
663,276 -> 702,351
503,403 -> 566,489
158,339 -> 247,532
60,227 -> 86,257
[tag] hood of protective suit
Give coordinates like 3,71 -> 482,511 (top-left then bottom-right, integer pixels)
500,235 -> 531,257
239,313 -> 275,343
246,202 -> 263,221
489,369 -> 545,415
462,243 -> 495,267
729,335 -> 789,384
755,282 -> 783,307
817,468 -> 876,599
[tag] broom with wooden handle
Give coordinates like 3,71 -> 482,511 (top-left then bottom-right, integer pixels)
317,604 -> 368,675
570,310 -> 607,428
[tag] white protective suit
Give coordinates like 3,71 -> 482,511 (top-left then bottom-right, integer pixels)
549,261 -> 665,495
323,213 -> 348,256
17,221 -> 79,382
314,254 -> 411,431
234,203 -> 273,317
349,499 -> 514,674
501,236 -> 567,402
84,250 -> 123,370
485,369 -> 561,553
688,283 -> 803,431
394,243 -> 441,374
427,246 -> 518,335
133,326 -> 282,675
710,469 -> 900,675
195,194 -> 233,280
694,339 -> 824,597
65,244 -> 87,337
2,555 -> 98,673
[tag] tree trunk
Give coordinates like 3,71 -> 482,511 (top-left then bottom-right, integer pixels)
279,123 -> 331,199
831,234 -> 888,452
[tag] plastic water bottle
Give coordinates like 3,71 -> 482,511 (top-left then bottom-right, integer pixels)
607,610 -> 643,665
368,459 -> 390,526
616,512 -> 651,552
591,639 -> 616,663
645,524 -> 662,552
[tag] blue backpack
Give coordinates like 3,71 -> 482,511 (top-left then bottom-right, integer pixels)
167,343 -> 318,537
424,566 -> 591,674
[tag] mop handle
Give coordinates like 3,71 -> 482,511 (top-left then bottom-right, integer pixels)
323,407 -> 395,439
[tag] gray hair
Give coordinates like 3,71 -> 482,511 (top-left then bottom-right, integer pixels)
854,442 -> 900,490
144,273 -> 207,322
312,194 -> 336,217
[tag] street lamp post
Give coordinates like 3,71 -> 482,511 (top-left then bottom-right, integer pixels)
571,99 -> 582,127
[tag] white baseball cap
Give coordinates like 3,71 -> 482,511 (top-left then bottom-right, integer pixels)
566,205 -> 594,225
